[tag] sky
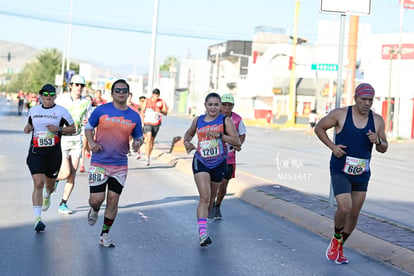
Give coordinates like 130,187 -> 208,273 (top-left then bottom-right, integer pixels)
1,0 -> 414,75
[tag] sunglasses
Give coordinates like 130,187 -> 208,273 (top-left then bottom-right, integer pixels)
114,88 -> 129,94
72,83 -> 85,87
42,92 -> 56,97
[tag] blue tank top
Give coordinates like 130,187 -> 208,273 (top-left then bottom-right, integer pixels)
195,114 -> 227,169
330,106 -> 375,183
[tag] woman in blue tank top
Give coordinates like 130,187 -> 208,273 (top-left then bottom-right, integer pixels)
183,92 -> 241,247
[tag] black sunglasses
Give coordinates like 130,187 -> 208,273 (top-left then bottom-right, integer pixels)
114,88 -> 129,94
72,83 -> 85,87
42,92 -> 56,97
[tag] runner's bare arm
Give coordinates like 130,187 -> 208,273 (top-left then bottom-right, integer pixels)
315,109 -> 347,158
373,113 -> 388,153
85,128 -> 102,152
221,116 -> 241,147
183,116 -> 198,153
24,122 -> 33,134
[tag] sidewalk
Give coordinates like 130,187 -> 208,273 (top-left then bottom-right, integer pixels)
152,145 -> 414,275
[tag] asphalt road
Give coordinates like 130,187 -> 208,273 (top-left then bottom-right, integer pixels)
155,114 -> 414,230
0,99 -> 410,275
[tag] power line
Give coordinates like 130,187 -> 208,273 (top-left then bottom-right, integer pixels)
0,10 -> 248,41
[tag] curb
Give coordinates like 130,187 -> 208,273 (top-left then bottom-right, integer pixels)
152,147 -> 414,274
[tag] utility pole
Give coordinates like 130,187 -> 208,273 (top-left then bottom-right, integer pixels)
344,16 -> 359,106
286,0 -> 300,126
393,1 -> 405,139
147,0 -> 159,94
66,0 -> 73,72
386,47 -> 396,134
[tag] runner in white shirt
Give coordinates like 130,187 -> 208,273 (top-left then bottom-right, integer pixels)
54,75 -> 92,214
24,84 -> 75,232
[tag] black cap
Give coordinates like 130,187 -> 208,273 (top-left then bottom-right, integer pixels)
39,84 -> 56,94
152,88 -> 160,95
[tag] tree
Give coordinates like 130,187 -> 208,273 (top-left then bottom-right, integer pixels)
160,56 -> 177,72
6,48 -> 79,93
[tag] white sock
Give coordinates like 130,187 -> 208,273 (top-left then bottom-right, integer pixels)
33,206 -> 42,218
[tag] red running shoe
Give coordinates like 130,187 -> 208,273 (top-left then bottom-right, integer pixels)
79,166 -> 85,173
335,246 -> 349,264
326,236 -> 342,261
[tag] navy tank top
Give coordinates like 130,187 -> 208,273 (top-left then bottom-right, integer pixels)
195,114 -> 227,169
330,106 -> 375,183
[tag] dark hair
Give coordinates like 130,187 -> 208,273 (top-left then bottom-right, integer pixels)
139,96 -> 146,100
152,88 -> 160,95
204,92 -> 221,104
111,79 -> 129,93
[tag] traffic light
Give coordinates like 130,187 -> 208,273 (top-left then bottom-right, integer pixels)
7,52 -> 11,62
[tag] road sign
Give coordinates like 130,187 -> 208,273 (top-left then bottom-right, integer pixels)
381,44 -> 414,60
320,0 -> 372,16
311,63 -> 338,71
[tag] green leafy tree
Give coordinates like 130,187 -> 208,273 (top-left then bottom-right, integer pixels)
6,48 -> 79,93
160,56 -> 177,71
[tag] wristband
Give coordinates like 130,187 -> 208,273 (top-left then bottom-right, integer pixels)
376,138 -> 382,145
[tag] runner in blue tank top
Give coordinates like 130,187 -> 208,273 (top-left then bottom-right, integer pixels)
183,92 -> 240,247
315,83 -> 388,265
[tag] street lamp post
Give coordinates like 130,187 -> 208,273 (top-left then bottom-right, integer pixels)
147,0 -> 159,94
286,0 -> 300,126
386,47 -> 396,135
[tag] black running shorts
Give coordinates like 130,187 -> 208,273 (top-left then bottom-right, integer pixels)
331,173 -> 368,196
26,146 -> 62,178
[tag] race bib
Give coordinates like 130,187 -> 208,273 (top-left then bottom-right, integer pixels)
343,156 -> 369,176
34,131 -> 57,147
88,166 -> 106,183
145,108 -> 160,123
199,140 -> 220,158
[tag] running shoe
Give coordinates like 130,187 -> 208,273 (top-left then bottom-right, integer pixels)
199,233 -> 212,247
79,166 -> 85,173
52,181 -> 59,196
58,203 -> 73,214
100,233 -> 115,247
145,159 -> 150,166
207,208 -> 216,220
34,217 -> 45,232
42,187 -> 51,211
87,207 -> 99,226
326,236 -> 342,261
86,153 -> 91,158
214,205 -> 223,220
335,246 -> 349,264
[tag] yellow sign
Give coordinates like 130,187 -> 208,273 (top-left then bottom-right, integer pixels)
272,88 -> 283,95
105,82 -> 112,91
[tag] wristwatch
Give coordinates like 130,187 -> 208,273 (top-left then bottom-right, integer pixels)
376,138 -> 382,145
